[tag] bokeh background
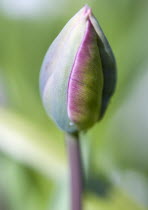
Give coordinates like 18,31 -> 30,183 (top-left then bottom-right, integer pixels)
0,0 -> 148,209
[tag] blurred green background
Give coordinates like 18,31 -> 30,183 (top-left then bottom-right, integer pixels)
0,0 -> 148,209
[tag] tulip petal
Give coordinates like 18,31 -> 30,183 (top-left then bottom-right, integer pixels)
89,14 -> 117,117
40,6 -> 90,132
67,19 -> 103,130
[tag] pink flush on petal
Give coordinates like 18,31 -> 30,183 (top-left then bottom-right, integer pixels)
67,15 -> 103,129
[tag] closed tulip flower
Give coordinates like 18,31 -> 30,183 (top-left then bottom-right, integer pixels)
40,5 -> 116,133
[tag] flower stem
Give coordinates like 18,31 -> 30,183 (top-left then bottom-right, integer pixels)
66,132 -> 84,210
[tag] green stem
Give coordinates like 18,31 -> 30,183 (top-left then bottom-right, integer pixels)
66,132 -> 84,210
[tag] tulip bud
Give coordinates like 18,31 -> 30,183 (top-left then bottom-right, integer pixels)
40,5 -> 116,133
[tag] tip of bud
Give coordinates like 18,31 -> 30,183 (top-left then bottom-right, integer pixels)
82,4 -> 92,18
